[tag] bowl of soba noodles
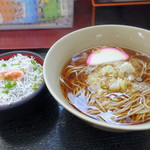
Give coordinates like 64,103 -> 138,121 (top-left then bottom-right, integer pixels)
44,25 -> 150,132
0,51 -> 45,122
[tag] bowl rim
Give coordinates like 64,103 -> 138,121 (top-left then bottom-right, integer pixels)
0,50 -> 45,110
44,24 -> 150,131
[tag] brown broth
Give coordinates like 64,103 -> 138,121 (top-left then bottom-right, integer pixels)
60,46 -> 150,125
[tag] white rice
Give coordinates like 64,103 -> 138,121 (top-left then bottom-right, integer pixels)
0,54 -> 43,105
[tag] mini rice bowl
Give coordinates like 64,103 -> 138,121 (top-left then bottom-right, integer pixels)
0,51 -> 45,122
44,25 -> 150,132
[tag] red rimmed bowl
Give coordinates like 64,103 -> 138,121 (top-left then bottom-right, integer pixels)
0,51 -> 45,123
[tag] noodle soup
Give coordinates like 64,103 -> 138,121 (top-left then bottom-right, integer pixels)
60,46 -> 150,125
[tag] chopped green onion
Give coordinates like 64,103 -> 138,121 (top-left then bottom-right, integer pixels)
33,87 -> 38,90
31,60 -> 36,65
11,63 -> 20,66
19,67 -> 24,70
33,67 -> 38,71
2,64 -> 6,67
12,82 -> 17,87
32,83 -> 38,90
38,67 -> 43,73
2,90 -> 9,94
5,81 -> 17,89
5,82 -> 12,89
4,78 -> 10,82
34,75 -> 37,81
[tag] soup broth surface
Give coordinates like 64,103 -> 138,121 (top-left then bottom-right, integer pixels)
60,46 -> 150,125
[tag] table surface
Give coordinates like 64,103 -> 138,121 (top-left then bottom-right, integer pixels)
0,49 -> 150,150
0,2 -> 150,150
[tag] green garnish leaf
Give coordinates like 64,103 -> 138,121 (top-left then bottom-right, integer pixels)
31,60 -> 36,65
2,90 -> 9,94
2,64 -> 6,67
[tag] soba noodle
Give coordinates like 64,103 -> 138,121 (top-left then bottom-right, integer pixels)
60,47 -> 150,125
